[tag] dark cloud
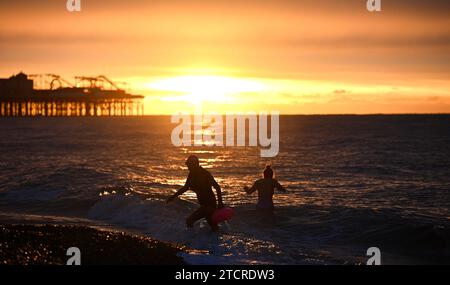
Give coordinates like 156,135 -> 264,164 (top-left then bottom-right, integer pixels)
1,0 -> 449,15
334,89 -> 346,95
3,31 -> 450,51
283,34 -> 450,50
0,33 -> 119,45
427,96 -> 442,102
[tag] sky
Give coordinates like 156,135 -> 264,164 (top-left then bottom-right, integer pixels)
1,0 -> 449,114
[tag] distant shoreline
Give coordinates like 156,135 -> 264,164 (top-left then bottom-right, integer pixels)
0,224 -> 186,265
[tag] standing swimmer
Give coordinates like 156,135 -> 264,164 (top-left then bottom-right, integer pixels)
244,165 -> 287,212
166,155 -> 224,231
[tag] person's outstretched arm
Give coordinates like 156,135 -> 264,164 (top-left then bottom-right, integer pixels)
244,181 -> 257,194
167,174 -> 192,203
274,179 -> 287,193
166,185 -> 189,203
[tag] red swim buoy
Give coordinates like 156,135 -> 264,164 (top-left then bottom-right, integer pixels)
211,207 -> 234,224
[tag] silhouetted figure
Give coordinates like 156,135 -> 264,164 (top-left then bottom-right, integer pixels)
167,155 -> 224,231
244,165 -> 286,212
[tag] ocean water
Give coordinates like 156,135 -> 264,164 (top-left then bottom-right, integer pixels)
0,115 -> 449,264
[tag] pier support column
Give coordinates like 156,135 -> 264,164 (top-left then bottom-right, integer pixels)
9,102 -> 13,117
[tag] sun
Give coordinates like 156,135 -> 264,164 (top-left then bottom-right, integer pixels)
147,75 -> 266,105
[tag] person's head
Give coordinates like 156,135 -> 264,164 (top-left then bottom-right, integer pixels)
263,165 -> 274,179
185,155 -> 200,171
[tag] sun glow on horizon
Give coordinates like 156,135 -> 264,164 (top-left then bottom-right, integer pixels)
146,75 -> 266,105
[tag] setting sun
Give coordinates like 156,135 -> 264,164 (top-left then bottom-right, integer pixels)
146,75 -> 266,105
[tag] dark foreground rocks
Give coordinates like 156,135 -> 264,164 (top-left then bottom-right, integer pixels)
0,224 -> 185,265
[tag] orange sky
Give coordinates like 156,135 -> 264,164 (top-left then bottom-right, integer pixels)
1,0 -> 449,114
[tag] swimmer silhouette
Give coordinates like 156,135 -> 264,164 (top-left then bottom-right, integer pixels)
244,165 -> 287,212
166,155 -> 224,231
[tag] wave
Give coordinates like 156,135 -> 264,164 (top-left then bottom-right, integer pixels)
84,191 -> 450,264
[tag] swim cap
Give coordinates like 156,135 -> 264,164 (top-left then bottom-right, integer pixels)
185,155 -> 200,167
263,165 -> 273,178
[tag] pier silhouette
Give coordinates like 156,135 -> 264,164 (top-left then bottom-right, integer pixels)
0,73 -> 144,117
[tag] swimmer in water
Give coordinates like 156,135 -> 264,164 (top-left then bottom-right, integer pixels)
166,155 -> 224,231
244,165 -> 287,212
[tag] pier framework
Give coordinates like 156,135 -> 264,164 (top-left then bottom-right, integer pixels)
0,73 -> 144,117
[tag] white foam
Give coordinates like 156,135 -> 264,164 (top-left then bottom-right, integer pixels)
86,193 -> 292,264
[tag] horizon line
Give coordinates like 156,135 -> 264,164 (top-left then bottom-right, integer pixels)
1,113 -> 448,117
139,113 -> 450,116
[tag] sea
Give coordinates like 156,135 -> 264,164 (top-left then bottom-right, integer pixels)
0,115 -> 449,264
